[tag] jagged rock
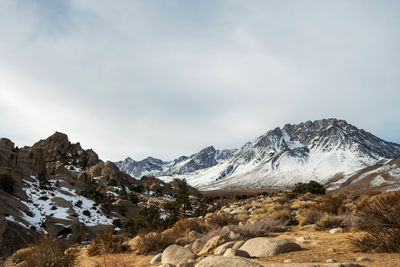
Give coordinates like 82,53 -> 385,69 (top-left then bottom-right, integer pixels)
214,241 -> 238,255
194,256 -> 263,267
240,238 -> 302,257
232,240 -> 245,249
162,244 -> 196,265
198,235 -> 228,255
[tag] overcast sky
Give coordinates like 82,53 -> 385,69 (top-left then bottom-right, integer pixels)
0,0 -> 399,161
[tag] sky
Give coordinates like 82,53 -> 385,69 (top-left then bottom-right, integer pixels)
0,0 -> 399,161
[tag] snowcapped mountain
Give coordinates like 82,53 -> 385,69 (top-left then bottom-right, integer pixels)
150,119 -> 400,190
115,146 -> 237,179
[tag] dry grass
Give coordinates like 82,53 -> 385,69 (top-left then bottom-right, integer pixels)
91,253 -> 133,267
316,213 -> 357,230
298,208 -> 325,226
314,194 -> 347,215
233,217 -> 286,238
205,212 -> 238,227
87,228 -> 130,256
132,231 -> 178,255
350,192 -> 400,252
17,235 -> 77,267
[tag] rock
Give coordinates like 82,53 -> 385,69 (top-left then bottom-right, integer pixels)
162,245 -> 196,265
223,248 -> 250,258
150,253 -> 163,264
177,262 -> 195,267
356,257 -> 371,262
198,235 -> 228,255
232,240 -> 245,249
283,259 -> 293,263
192,239 -> 204,254
295,236 -> 310,242
229,231 -> 242,240
327,248 -> 336,252
214,241 -> 238,255
194,256 -> 263,267
240,237 -> 302,257
326,259 -> 337,263
329,228 -> 343,234
158,264 -> 176,267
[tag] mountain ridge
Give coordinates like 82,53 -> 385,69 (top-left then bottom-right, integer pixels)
115,118 -> 400,190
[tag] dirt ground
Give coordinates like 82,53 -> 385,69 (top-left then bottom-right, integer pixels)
76,228 -> 400,267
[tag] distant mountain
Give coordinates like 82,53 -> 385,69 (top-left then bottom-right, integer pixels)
117,118 -> 400,190
115,146 -> 236,178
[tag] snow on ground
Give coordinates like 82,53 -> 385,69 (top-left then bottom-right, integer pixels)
20,176 -> 115,232
369,175 -> 386,187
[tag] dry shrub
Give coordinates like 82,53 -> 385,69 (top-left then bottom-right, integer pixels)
206,212 -> 238,227
350,192 -> 400,252
172,218 -> 209,235
314,194 -> 347,215
270,208 -> 292,222
133,231 -> 177,255
4,247 -> 33,266
233,217 -> 286,238
19,235 -> 77,267
298,208 -> 324,226
88,228 -> 130,256
317,214 -> 357,230
290,200 -> 315,210
233,213 -> 250,222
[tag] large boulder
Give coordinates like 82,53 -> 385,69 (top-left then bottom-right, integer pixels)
214,241 -> 238,255
162,244 -> 197,265
240,238 -> 302,257
194,256 -> 263,267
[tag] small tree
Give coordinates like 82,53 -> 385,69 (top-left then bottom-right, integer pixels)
175,179 -> 191,212
293,180 -> 325,195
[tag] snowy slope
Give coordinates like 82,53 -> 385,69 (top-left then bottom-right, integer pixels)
157,119 -> 400,190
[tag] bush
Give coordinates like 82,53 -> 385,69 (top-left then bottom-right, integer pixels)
171,218 -> 209,235
315,195 -> 346,215
234,217 -> 286,238
0,174 -> 15,194
17,235 -> 77,267
87,227 -> 130,256
293,181 -> 325,195
350,192 -> 400,252
205,212 -> 238,227
298,208 -> 325,226
316,214 -> 356,230
133,231 -> 178,255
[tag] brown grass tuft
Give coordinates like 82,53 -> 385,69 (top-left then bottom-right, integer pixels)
88,227 -> 130,256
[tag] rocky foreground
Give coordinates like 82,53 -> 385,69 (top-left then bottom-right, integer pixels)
12,191 -> 397,267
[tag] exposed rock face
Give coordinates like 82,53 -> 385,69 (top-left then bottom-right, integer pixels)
0,132 -> 201,258
240,238 -> 302,257
161,244 -> 197,265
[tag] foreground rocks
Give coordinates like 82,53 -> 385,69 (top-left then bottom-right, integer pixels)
162,244 -> 197,265
240,237 -> 302,257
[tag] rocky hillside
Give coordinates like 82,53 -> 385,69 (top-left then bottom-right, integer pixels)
115,146 -> 236,178
0,132 -> 200,258
145,119 -> 400,190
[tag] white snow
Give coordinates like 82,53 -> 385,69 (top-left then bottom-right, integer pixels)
369,175 -> 386,187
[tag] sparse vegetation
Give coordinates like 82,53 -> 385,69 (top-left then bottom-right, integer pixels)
87,227 -> 130,256
351,192 -> 400,252
11,235 -> 78,267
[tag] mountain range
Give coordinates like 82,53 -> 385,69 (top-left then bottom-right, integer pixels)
115,118 -> 400,190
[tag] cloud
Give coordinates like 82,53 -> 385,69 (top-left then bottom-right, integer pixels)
0,0 -> 399,161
